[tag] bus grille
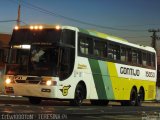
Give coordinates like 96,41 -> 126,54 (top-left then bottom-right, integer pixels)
15,80 -> 26,83
15,77 -> 42,84
15,80 -> 40,84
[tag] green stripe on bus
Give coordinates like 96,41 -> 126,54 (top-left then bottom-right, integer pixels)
89,59 -> 107,99
98,61 -> 115,99
78,28 -> 90,34
88,30 -> 98,36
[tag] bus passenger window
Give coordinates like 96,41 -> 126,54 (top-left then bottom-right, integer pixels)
114,45 -> 120,60
79,39 -> 89,55
147,53 -> 151,66
108,44 -> 114,59
94,49 -> 99,56
127,49 -> 132,62
132,50 -> 138,64
121,47 -> 126,62
79,34 -> 93,56
142,53 -> 147,66
138,51 -> 142,65
108,44 -> 120,60
94,40 -> 106,58
151,53 -> 155,67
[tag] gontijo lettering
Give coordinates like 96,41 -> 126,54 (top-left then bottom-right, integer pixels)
120,67 -> 140,76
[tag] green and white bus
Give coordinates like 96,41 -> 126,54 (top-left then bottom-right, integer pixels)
4,24 -> 157,106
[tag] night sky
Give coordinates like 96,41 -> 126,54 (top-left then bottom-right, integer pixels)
0,0 -> 160,48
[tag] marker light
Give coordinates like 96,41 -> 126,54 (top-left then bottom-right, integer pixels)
34,26 -> 38,30
14,26 -> 19,30
56,25 -> 61,30
39,26 -> 43,30
30,25 -> 43,30
46,80 -> 52,86
5,78 -> 11,84
30,26 -> 34,30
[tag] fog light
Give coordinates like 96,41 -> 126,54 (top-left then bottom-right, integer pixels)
41,88 -> 51,92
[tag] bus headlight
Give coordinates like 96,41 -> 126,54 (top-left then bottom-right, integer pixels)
5,77 -> 15,85
46,80 -> 52,86
5,78 -> 11,84
40,80 -> 57,86
5,78 -> 13,85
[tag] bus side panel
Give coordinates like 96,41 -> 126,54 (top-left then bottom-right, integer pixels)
88,59 -> 115,100
71,57 -> 99,99
60,56 -> 156,101
108,62 -> 156,101
89,60 -> 156,101
107,62 -> 131,100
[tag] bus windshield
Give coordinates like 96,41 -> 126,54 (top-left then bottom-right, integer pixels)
6,45 -> 59,76
9,29 -> 61,45
6,28 -> 62,76
6,28 -> 76,78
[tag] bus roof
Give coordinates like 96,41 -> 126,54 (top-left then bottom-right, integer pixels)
16,24 -> 156,53
77,27 -> 155,53
78,28 -> 128,42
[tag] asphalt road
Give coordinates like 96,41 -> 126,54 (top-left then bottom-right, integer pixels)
0,96 -> 160,120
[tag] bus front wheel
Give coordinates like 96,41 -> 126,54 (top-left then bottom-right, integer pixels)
70,84 -> 85,106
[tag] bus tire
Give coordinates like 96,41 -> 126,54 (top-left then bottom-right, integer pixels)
121,88 -> 139,106
70,84 -> 85,106
136,88 -> 144,106
29,97 -> 41,105
128,88 -> 137,106
90,100 -> 109,106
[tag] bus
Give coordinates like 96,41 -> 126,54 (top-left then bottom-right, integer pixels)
4,24 -> 157,106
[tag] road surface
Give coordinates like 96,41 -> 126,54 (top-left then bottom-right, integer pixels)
0,96 -> 160,120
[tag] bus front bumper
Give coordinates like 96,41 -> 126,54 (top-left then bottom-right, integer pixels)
5,84 -> 59,99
